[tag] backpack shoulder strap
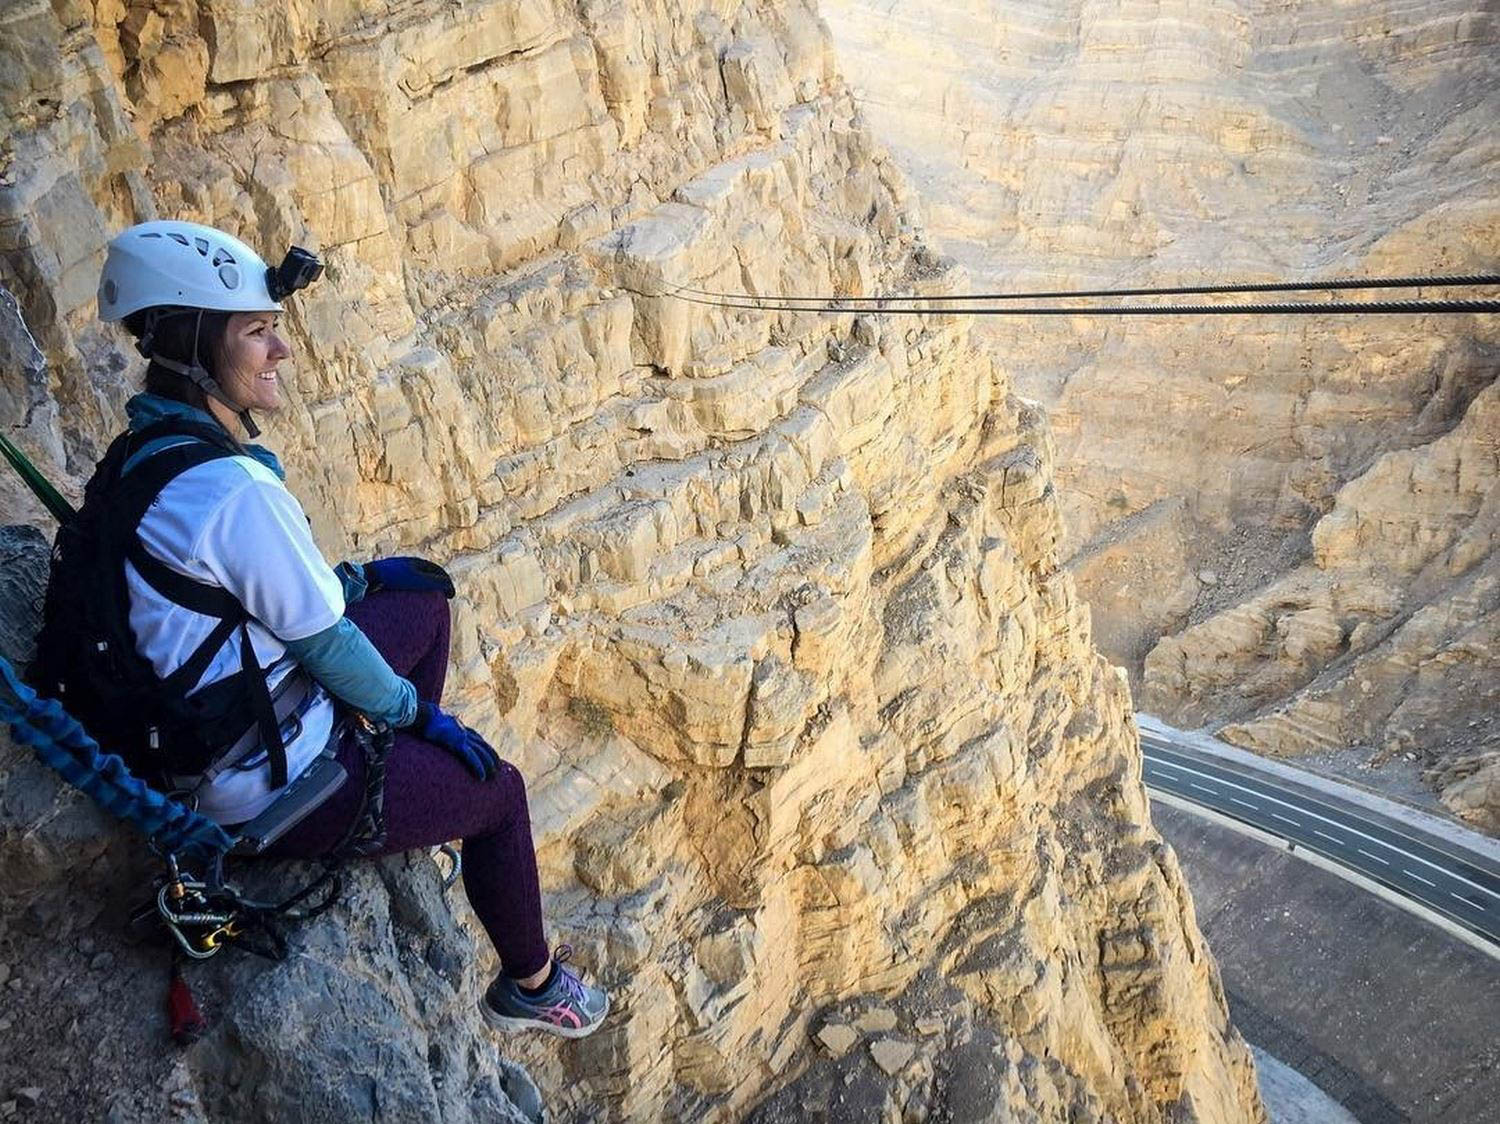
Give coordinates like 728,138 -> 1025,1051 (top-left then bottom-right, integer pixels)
111,433 -> 247,620
112,420 -> 244,514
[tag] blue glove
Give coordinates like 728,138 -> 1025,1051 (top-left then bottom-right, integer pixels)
363,556 -> 455,599
411,701 -> 500,781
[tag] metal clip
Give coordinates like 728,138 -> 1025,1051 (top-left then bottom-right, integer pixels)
198,919 -> 244,953
156,862 -> 239,961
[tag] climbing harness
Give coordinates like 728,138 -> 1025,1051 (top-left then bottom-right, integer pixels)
1,645 -> 414,1040
145,718 -> 397,963
0,656 -> 356,945
0,429 -> 463,1044
641,270 -> 1500,317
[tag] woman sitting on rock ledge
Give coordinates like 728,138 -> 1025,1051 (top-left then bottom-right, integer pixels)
64,219 -> 608,1039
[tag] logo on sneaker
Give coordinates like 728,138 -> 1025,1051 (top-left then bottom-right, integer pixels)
539,1002 -> 585,1029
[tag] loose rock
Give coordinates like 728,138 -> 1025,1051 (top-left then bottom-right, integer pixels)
856,1006 -> 898,1034
816,1022 -> 860,1058
869,1038 -> 916,1077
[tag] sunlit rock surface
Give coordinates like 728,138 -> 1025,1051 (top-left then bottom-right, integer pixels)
1,0 -> 1263,1119
823,0 -> 1500,827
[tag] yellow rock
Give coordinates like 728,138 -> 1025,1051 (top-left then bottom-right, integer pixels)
0,1 -> 1266,1120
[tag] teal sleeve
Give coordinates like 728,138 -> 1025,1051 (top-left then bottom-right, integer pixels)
283,617 -> 418,728
334,561 -> 369,605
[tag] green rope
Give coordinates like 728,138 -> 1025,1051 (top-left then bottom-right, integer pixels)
0,430 -> 74,524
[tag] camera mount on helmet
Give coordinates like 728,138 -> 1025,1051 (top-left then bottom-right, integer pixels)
266,247 -> 323,302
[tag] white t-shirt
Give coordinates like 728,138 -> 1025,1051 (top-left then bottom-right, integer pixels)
128,453 -> 343,824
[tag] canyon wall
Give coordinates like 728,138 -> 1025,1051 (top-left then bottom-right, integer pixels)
0,0 -> 1263,1120
823,0 -> 1500,828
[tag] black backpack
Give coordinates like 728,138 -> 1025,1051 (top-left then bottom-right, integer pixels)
32,418 -> 289,788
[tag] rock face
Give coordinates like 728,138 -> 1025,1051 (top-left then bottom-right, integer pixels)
1144,379 -> 1499,830
1,1 -> 1262,1121
822,0 -> 1500,826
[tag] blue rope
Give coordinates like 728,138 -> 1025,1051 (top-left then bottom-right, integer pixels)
0,657 -> 234,859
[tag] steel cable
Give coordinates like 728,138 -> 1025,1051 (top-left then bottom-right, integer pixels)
662,272 -> 1500,307
645,290 -> 1500,317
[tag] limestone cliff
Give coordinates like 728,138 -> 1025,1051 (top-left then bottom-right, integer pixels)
1,0 -> 1262,1120
823,0 -> 1500,827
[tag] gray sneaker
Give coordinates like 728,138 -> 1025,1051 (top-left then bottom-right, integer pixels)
481,947 -> 610,1039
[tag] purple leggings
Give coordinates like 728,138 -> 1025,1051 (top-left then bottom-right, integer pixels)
268,590 -> 550,979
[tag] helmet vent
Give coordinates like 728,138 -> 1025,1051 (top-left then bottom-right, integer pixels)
194,237 -> 209,255
168,232 -> 190,247
218,264 -> 240,289
102,279 -> 117,305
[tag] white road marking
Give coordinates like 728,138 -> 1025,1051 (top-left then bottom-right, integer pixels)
1450,893 -> 1484,912
1190,782 -> 1218,795
1313,829 -> 1345,846
1271,812 -> 1301,827
1230,797 -> 1258,810
1357,849 -> 1389,866
1145,749 -> 1500,902
1406,870 -> 1437,888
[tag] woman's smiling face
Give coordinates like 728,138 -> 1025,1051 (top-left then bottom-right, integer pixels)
213,310 -> 292,415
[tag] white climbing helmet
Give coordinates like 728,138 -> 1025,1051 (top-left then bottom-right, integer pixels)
97,219 -> 283,322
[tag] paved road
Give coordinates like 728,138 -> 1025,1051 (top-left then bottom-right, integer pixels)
1139,727 -> 1500,952
1154,803 -> 1500,1124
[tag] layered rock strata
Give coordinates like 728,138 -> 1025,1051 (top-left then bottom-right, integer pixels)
2,0 -> 1262,1120
1144,377 -> 1500,830
822,0 -> 1500,825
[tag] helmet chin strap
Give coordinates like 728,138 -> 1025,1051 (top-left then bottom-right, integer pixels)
140,308 -> 261,439
150,354 -> 261,439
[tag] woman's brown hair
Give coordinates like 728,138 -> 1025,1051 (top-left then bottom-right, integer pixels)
122,307 -> 233,412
